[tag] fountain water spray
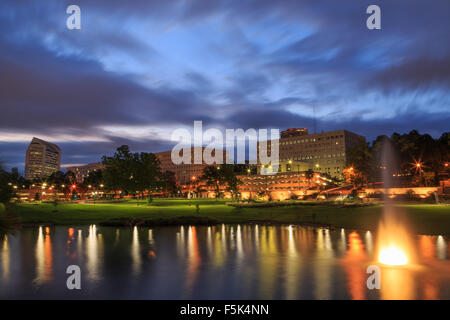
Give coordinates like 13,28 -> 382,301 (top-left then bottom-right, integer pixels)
376,140 -> 415,266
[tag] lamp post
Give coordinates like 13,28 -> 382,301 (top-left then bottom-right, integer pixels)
416,162 -> 423,186
190,176 -> 196,199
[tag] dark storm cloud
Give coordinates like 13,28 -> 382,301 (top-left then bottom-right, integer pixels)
366,57 -> 450,92
0,38 -> 216,132
225,108 -> 450,141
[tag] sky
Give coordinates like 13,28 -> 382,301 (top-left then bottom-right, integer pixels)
0,0 -> 449,172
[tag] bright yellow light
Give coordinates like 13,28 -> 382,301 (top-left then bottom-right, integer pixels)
288,160 -> 292,164
379,245 -> 408,266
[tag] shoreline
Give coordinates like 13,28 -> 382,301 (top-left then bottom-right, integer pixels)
9,200 -> 450,235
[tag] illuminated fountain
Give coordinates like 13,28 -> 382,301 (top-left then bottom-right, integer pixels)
376,141 -> 414,267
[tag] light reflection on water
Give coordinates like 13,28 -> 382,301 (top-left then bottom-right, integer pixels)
0,225 -> 449,299
1,235 -> 9,281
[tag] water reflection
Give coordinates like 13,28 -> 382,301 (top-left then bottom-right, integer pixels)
1,225 -> 450,299
131,226 -> 141,276
184,226 -> 200,297
340,231 -> 367,300
1,236 -> 9,281
86,225 -> 103,281
236,225 -> 243,261
365,231 -> 373,256
34,226 -> 53,285
258,226 -> 278,299
380,267 -> 415,300
285,225 -> 301,299
314,228 -> 334,299
338,228 -> 347,253
148,229 -> 154,244
437,236 -> 447,260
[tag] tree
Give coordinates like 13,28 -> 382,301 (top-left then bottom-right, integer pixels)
9,168 -> 29,189
133,152 -> 161,200
0,165 -> 14,204
221,164 -> 241,199
391,130 -> 449,186
161,171 -> 179,197
200,166 -> 224,198
346,141 -> 373,186
102,145 -> 162,201
0,164 -> 15,235
199,164 -> 241,199
102,145 -> 134,197
83,169 -> 103,189
47,171 -> 67,209
343,166 -> 365,188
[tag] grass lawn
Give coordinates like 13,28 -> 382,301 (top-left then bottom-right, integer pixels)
11,199 -> 450,235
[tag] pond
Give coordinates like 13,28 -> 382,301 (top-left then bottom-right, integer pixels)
0,224 -> 449,299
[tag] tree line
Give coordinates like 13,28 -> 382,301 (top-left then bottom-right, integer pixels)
345,130 -> 449,187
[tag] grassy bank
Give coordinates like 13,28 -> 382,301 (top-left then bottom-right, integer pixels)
11,199 -> 450,235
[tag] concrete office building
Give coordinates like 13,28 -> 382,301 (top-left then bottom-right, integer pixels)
24,137 -> 61,180
259,129 -> 366,179
65,162 -> 105,183
156,147 -> 228,185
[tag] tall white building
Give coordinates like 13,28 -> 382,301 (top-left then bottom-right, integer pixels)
24,137 -> 61,180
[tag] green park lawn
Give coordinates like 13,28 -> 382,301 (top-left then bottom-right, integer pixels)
10,199 -> 450,235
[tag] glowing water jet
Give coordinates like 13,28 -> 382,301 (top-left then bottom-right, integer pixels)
376,140 -> 414,267
379,245 -> 408,266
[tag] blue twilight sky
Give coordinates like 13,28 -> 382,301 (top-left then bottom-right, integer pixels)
0,0 -> 449,171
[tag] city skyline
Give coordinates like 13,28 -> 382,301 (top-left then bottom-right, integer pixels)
1,0 -> 450,170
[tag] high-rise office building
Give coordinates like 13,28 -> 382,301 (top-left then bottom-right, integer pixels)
24,137 -> 61,180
